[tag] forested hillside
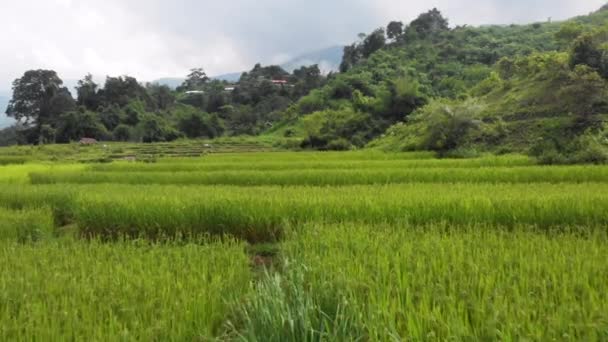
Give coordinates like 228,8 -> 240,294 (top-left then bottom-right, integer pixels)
3,5 -> 608,162
274,6 -> 608,162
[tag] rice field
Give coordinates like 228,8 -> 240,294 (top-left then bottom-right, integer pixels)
1,150 -> 607,339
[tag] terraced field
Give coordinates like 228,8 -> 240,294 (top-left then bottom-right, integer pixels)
1,151 -> 607,340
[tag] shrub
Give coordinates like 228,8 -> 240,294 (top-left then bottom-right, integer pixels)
326,138 -> 353,151
113,124 -> 132,141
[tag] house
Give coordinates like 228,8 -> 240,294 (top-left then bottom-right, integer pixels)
185,90 -> 205,95
79,138 -> 98,145
271,80 -> 288,85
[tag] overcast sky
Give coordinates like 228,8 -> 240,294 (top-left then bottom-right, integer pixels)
0,0 -> 605,92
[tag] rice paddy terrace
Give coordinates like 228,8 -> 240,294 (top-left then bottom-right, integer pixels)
1,149 -> 607,340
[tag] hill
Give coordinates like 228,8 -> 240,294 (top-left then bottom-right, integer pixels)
269,6 -> 608,163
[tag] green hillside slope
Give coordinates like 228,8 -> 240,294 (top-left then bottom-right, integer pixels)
274,6 -> 608,162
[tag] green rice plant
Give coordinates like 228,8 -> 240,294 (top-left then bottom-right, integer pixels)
30,165 -> 608,186
239,224 -> 608,340
0,207 -> 54,242
0,163 -> 85,184
0,156 -> 28,165
89,154 -> 534,173
0,185 -> 76,225
63,183 -> 608,241
0,238 -> 251,340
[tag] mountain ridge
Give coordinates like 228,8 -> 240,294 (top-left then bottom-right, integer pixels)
154,45 -> 343,87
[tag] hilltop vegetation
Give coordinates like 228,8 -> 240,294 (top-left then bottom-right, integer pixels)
3,5 -> 608,162
278,6 -> 608,162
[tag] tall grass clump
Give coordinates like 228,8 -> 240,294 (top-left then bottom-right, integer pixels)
0,208 -> 54,242
0,238 -> 251,340
237,224 -> 608,340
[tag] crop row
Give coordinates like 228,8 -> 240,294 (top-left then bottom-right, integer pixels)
156,151 -> 438,163
0,156 -> 27,166
2,183 -> 608,241
89,155 -> 534,173
30,165 -> 608,186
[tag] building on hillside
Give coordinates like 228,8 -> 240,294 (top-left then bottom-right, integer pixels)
79,138 -> 98,145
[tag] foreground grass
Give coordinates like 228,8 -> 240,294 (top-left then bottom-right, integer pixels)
0,239 -> 250,341
2,149 -> 607,339
234,225 -> 608,341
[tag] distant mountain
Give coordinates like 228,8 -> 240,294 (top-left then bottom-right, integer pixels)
153,45 -> 344,88
281,45 -> 343,73
211,72 -> 243,83
152,78 -> 186,89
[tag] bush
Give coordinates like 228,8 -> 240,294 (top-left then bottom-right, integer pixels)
530,130 -> 608,165
113,124 -> 132,142
326,138 -> 353,151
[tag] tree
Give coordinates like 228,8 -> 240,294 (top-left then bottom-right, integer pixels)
570,33 -> 603,71
292,65 -> 323,97
147,84 -> 175,110
113,124 -> 132,141
387,21 -> 404,40
56,108 -> 108,143
76,74 -> 100,110
362,29 -> 386,58
6,70 -> 75,143
559,65 -> 608,130
383,78 -> 428,121
181,68 -> 209,90
409,8 -> 449,38
39,124 -> 56,144
555,22 -> 584,47
6,70 -> 65,126
177,109 -> 224,139
100,76 -> 147,108
340,44 -> 361,72
99,104 -> 123,131
137,113 -> 181,143
422,100 -> 484,153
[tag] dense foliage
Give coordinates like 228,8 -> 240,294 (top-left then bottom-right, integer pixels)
3,64 -> 326,145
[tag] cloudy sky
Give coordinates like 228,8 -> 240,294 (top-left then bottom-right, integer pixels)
0,0 -> 605,92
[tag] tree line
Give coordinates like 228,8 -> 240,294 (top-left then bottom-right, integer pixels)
3,62 -> 326,145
